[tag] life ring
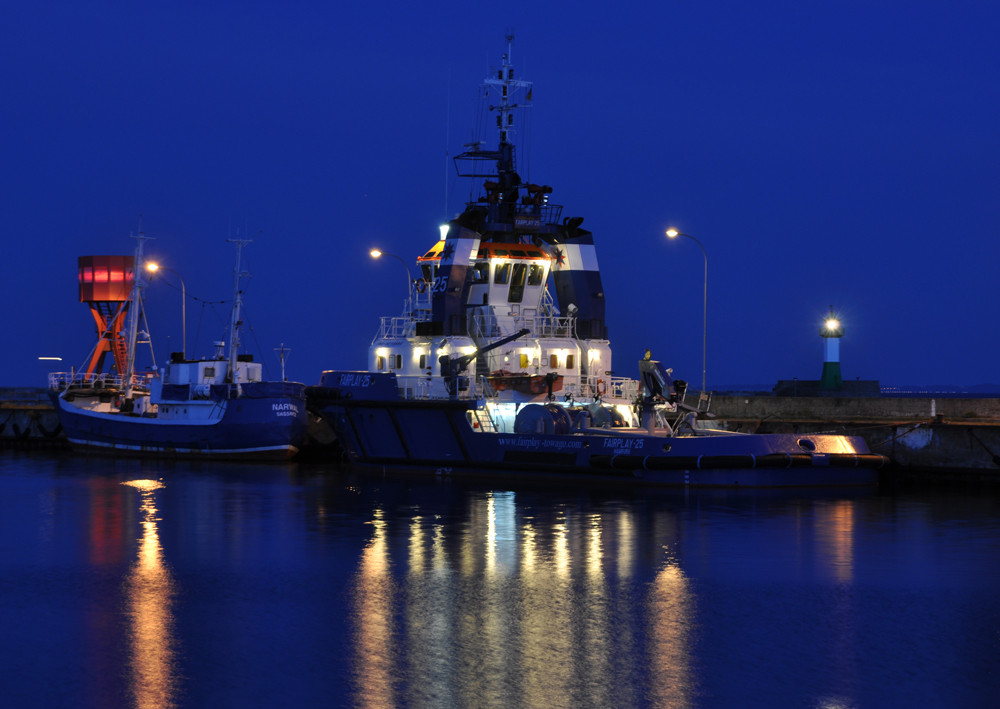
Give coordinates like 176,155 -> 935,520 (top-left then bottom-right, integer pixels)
595,379 -> 607,396
415,279 -> 427,294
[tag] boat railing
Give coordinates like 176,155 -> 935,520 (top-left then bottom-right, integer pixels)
375,316 -> 415,340
478,201 -> 565,227
478,310 -> 576,340
607,376 -> 641,401
48,371 -> 155,392
374,294 -> 434,341
527,314 -> 577,338
555,375 -> 640,403
468,309 -> 502,342
394,374 -> 486,401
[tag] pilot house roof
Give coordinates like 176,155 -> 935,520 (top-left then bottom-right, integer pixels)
418,241 -> 551,262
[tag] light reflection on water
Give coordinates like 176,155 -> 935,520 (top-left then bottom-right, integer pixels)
349,489 -> 699,708
121,479 -> 176,709
2,452 -> 1000,707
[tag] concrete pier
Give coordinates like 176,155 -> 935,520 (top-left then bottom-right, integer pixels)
6,387 -> 1000,481
0,388 -> 66,449
707,394 -> 1000,482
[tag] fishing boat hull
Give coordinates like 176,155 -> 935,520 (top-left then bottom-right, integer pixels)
308,373 -> 886,487
51,382 -> 309,460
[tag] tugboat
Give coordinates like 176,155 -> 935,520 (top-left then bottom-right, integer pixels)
49,233 -> 309,459
307,35 -> 887,486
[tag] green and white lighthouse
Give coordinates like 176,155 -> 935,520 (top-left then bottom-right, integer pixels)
819,306 -> 844,390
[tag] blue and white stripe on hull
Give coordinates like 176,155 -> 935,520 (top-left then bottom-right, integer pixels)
64,437 -> 300,460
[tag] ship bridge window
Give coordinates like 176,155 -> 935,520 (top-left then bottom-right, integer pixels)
389,354 -> 402,370
527,264 -> 544,286
494,263 -> 511,285
507,263 -> 527,303
472,263 -> 489,282
549,354 -> 559,369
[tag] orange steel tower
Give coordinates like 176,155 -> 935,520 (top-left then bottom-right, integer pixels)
78,255 -> 134,377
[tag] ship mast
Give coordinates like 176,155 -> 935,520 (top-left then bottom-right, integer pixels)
124,231 -> 154,399
484,32 -> 532,182
226,237 -> 252,386
454,32 -> 534,210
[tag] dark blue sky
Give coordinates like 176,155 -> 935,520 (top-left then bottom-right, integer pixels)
5,2 -> 998,388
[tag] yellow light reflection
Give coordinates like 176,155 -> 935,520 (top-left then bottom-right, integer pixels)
486,494 -> 497,575
816,501 -> 855,583
121,479 -> 176,709
580,512 -> 612,707
617,509 -> 636,578
521,522 -> 537,570
353,508 -> 395,708
588,513 -> 603,578
553,515 -> 570,577
520,507 -> 579,707
648,561 -> 695,708
409,515 -> 425,573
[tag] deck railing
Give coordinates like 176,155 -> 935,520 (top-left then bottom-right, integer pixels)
48,371 -> 154,392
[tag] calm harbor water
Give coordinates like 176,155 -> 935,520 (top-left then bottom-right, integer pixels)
2,451 -> 998,708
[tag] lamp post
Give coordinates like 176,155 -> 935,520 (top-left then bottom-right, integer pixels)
145,262 -> 186,360
666,228 -> 708,394
370,249 -> 414,306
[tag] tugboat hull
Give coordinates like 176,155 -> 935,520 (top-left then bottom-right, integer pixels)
309,375 -> 886,487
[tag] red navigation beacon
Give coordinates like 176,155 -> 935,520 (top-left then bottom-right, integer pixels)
77,255 -> 134,378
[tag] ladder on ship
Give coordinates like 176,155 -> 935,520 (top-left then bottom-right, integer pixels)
471,408 -> 497,432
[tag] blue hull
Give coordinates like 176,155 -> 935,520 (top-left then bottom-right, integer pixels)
52,385 -> 309,460
308,374 -> 887,488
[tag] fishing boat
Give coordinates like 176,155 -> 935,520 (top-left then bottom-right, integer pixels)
307,36 -> 887,486
49,234 -> 309,460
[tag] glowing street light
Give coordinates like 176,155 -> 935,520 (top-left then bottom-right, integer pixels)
370,249 -> 413,305
145,261 -> 187,359
666,228 -> 708,394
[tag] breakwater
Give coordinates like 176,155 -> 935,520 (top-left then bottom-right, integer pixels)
7,387 -> 1000,481
707,394 -> 1000,482
0,388 -> 66,449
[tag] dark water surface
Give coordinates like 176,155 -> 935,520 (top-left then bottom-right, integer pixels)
2,451 -> 999,708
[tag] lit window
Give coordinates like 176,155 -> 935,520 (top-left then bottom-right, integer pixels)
549,354 -> 558,369
520,354 -> 529,369
376,356 -> 386,370
566,354 -> 575,370
508,263 -> 527,303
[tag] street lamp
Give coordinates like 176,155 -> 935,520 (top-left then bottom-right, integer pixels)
370,249 -> 414,306
666,228 -> 708,394
145,261 -> 187,360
